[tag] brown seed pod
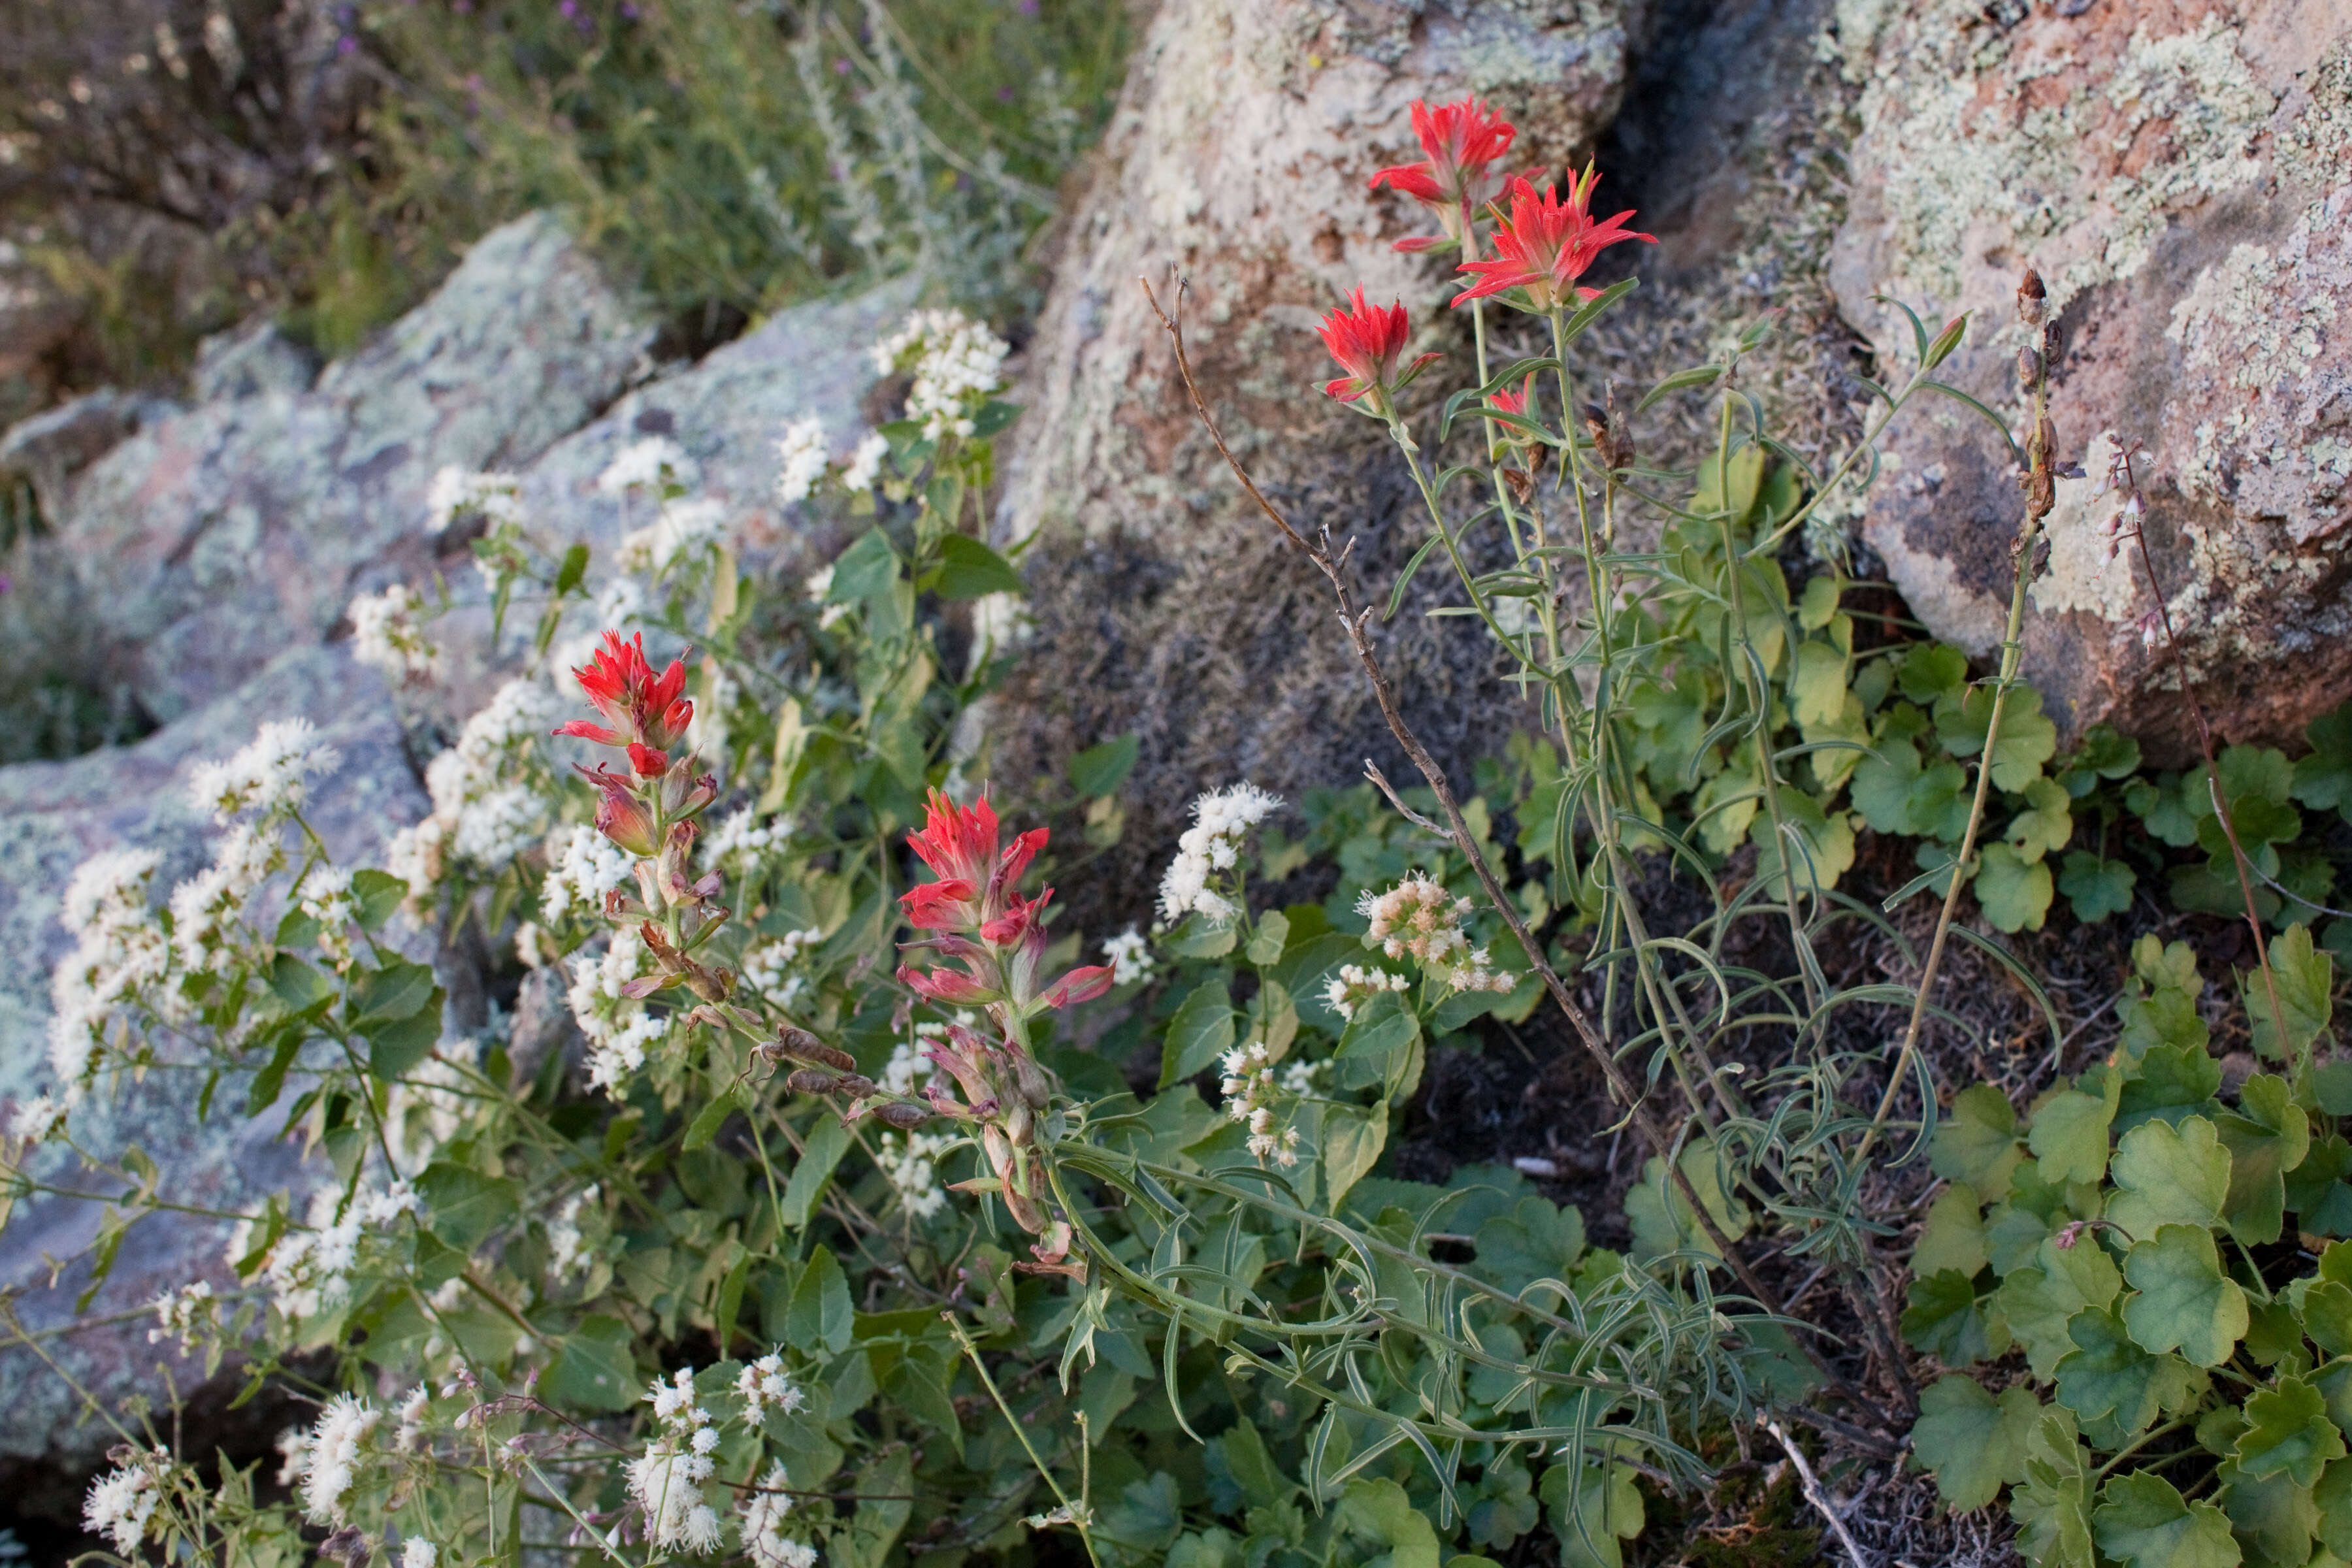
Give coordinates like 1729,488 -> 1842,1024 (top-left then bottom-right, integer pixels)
2016,347 -> 2040,392
875,1101 -> 930,1130
834,1073 -> 877,1100
785,1068 -> 841,1096
2017,267 -> 2046,327
777,1026 -> 856,1071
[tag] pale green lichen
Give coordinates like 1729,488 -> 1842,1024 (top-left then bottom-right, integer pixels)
1844,5 -> 2278,311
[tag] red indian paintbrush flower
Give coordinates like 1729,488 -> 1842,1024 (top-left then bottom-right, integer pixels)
898,788 -> 1047,931
1452,169 -> 1656,312
1367,97 -> 1516,252
1316,287 -> 1441,408
555,631 -> 694,757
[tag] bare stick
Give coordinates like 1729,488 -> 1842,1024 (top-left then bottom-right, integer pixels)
1135,273 -> 1872,1412
1760,1413 -> 1875,1568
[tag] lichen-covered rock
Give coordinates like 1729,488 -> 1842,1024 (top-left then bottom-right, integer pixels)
0,645 -> 431,1477
1829,0 -> 2352,751
41,212 -> 656,725
996,0 -> 1644,909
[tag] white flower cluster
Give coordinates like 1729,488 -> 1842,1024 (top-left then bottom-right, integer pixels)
741,926 -> 823,1004
148,1279 -> 216,1350
872,308 -> 1010,441
703,806 -> 788,871
384,1054 -> 473,1177
83,1452 -> 163,1556
566,928 -> 670,1094
629,1370 -> 725,1554
1157,783 -> 1283,926
841,431 -> 890,491
348,584 -> 440,680
542,823 -> 636,923
884,1034 -> 953,1096
617,496 -> 730,577
188,717 -> 342,825
8,1092 -> 67,1144
391,678 -> 565,889
47,849 -> 170,1096
596,436 -> 695,498
169,822 -> 284,977
1323,964 -> 1410,1024
774,417 -> 831,505
1219,1041 -> 1300,1167
743,1464 -> 817,1568
402,1541 -> 438,1568
1358,874 -> 1514,998
734,1352 -> 807,1417
299,865 -> 358,972
546,1185 -> 601,1282
1100,928 -> 1154,987
297,1393 -> 381,1524
875,1129 -> 952,1218
425,466 -> 523,534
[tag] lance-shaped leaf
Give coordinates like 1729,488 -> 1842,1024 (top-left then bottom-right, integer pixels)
2092,1472 -> 2241,1568
1912,1375 -> 2038,1512
2235,1375 -> 2346,1487
2108,1116 -> 2232,1242
2121,1224 -> 2248,1367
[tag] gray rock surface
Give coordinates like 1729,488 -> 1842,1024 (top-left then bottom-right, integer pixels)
1828,0 -> 2352,751
44,212 -> 656,725
0,644 -> 429,1475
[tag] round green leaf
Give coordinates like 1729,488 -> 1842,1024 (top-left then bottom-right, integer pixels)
2121,1224 -> 2249,1368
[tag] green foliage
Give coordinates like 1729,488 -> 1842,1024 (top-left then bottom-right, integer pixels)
1905,928 -> 2352,1565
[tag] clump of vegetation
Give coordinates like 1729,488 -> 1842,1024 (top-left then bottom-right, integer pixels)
12,88 -> 2352,1568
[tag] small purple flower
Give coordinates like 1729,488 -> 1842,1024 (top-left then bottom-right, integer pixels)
834,56 -> 851,74
621,2 -> 638,16
560,0 -> 576,15
1020,0 -> 1039,14
336,33 -> 355,54
996,85 -> 1015,103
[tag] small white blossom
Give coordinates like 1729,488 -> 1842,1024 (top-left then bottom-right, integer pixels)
1157,783 -> 1282,926
774,417 -> 830,504
1358,874 -> 1514,998
735,1354 -> 808,1417
546,1185 -> 601,1282
8,1093 -> 65,1143
1100,928 -> 1154,986
348,584 -> 440,679
83,1455 -> 161,1556
596,436 -> 694,498
425,467 -> 523,534
872,309 -> 1011,441
743,1463 -> 817,1568
542,823 -> 636,922
186,718 -> 342,825
297,1393 -> 380,1524
875,1130 -> 952,1218
617,496 -> 730,576
401,1541 -> 437,1568
1324,963 -> 1411,1024
841,431 -> 890,491
148,1279 -> 216,1349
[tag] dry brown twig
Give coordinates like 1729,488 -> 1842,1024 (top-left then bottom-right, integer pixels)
1134,272 -> 1881,1417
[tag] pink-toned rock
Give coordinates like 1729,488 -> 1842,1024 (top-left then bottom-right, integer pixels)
994,0 -> 1645,889
1829,0 -> 2352,754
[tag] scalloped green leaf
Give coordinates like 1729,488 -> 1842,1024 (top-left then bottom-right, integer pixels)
2217,1073 -> 2311,1247
2032,1071 -> 2123,1187
2093,1471 -> 2241,1568
1935,1084 -> 2024,1201
2014,1409 -> 2098,1568
1999,1234 -> 2123,1379
2236,1376 -> 2347,1487
2115,1044 -> 2223,1137
1977,841 -> 2055,933
2108,1117 -> 2232,1243
2055,1309 -> 2202,1441
1916,1184 -> 1989,1279
2008,776 -> 2074,864
1903,1267 -> 2001,1366
2059,851 -> 2137,923
2121,1224 -> 2248,1368
1913,1375 -> 2038,1512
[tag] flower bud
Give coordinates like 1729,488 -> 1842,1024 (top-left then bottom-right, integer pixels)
582,766 -> 659,857
1011,1053 -> 1054,1110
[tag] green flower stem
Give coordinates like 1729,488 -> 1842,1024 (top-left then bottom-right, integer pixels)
944,1312 -> 1104,1568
